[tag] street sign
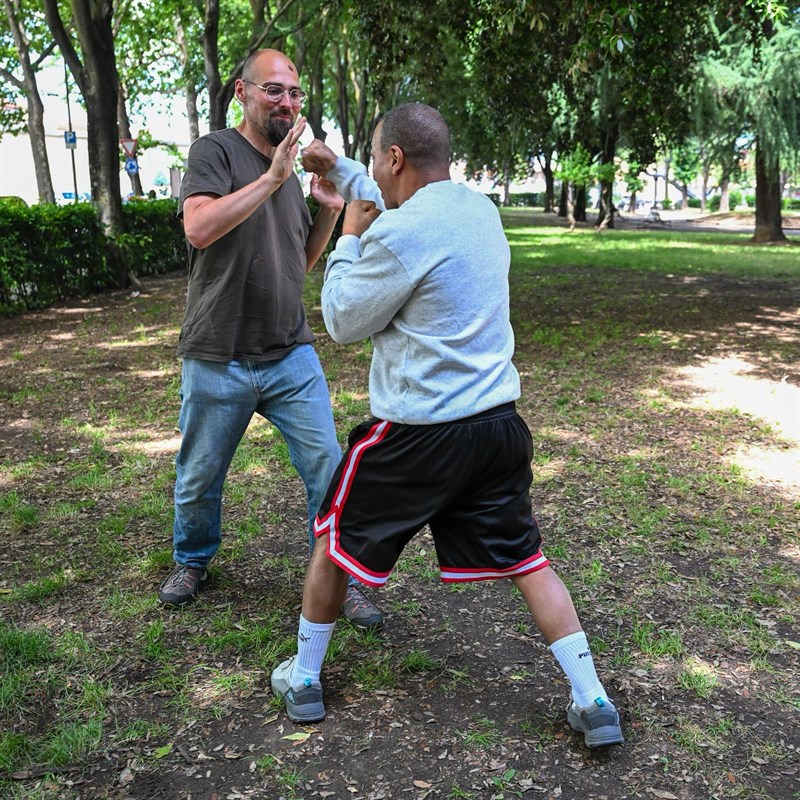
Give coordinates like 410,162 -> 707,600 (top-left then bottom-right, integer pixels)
120,138 -> 138,158
64,131 -> 77,149
124,158 -> 139,176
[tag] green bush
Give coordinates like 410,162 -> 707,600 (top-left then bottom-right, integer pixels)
687,198 -> 701,208
0,199 -> 184,315
121,199 -> 185,278
486,192 -> 541,208
782,197 -> 800,210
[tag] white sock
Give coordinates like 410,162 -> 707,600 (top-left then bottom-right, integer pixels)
549,631 -> 608,708
290,615 -> 336,690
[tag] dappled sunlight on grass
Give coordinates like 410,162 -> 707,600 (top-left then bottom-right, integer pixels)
670,355 -> 799,496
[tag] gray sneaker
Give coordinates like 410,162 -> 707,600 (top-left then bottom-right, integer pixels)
567,698 -> 624,748
271,656 -> 326,723
158,565 -> 207,606
342,585 -> 384,630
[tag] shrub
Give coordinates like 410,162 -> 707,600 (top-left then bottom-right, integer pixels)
782,197 -> 800,211
486,192 -> 541,208
0,199 -> 184,315
687,198 -> 701,208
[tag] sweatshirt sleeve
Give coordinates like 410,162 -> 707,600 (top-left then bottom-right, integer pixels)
322,232 -> 413,344
326,156 -> 386,211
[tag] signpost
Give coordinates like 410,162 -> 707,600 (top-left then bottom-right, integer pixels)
64,63 -> 79,203
120,138 -> 140,194
120,138 -> 138,158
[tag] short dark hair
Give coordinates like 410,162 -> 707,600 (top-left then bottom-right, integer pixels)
378,103 -> 451,169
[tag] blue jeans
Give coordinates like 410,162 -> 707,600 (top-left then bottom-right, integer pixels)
172,346 -> 342,569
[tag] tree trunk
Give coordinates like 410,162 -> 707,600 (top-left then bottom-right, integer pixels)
537,150 -> 555,213
23,81 -> 56,204
176,12 -> 200,142
575,186 -> 587,222
65,0 -> 130,287
628,192 -> 637,213
566,182 -> 576,231
595,127 -> 617,230
3,0 -> 56,203
502,177 -> 511,207
701,159 -> 710,212
185,83 -> 201,143
752,145 -> 786,243
203,0 -> 225,131
719,174 -> 730,214
558,181 -> 567,217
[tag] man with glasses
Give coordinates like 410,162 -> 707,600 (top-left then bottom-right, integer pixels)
159,48 -> 384,631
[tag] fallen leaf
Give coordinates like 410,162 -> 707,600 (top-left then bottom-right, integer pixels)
282,731 -> 311,742
649,791 -> 678,799
152,744 -> 173,759
413,780 -> 432,789
119,768 -> 134,785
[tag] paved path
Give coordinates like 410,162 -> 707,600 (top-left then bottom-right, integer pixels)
614,210 -> 800,236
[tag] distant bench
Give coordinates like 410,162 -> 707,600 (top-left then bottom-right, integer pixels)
637,209 -> 672,229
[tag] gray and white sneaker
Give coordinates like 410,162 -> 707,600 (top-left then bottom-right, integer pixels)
271,656 -> 326,723
158,565 -> 207,606
567,697 -> 624,748
342,585 -> 384,630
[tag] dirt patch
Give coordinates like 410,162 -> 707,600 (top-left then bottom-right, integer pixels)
1,263 -> 799,800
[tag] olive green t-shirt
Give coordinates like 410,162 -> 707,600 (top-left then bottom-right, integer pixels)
177,128 -> 313,362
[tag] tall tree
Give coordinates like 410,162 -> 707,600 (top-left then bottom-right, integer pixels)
701,13 -> 800,242
43,0 -> 132,285
1,0 -> 56,203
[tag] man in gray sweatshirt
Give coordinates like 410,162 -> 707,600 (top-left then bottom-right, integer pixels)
271,103 -> 624,749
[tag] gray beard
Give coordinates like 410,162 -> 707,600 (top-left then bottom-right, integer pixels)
267,116 -> 292,146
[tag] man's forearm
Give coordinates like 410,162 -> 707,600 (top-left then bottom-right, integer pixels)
305,205 -> 342,271
183,173 -> 283,250
327,157 -> 386,211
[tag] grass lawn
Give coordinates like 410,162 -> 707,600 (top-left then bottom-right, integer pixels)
0,216 -> 798,799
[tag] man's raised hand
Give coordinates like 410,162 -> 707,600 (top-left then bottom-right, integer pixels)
269,115 -> 307,185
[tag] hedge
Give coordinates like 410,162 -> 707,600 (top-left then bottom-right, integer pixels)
0,199 -> 185,316
486,192 -> 542,208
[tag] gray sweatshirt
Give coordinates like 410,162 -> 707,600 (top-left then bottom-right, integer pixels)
322,158 -> 520,424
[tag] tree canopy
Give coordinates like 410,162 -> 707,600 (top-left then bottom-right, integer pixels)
1,0 -> 797,259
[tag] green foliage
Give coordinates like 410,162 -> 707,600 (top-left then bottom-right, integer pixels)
0,200 -> 184,315
0,203 -> 108,313
486,193 -> 542,208
121,199 -> 185,277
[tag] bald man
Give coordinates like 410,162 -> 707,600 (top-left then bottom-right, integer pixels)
160,49 -> 384,630
272,103 -> 624,750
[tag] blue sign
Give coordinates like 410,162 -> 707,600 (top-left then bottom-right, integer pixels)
64,131 -> 77,149
124,158 -> 139,176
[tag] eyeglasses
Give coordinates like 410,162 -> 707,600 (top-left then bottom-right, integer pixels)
242,80 -> 306,105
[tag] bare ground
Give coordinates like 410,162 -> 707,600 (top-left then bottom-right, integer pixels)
1,248 -> 799,800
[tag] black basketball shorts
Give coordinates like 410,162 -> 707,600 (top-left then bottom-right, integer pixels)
313,402 -> 549,587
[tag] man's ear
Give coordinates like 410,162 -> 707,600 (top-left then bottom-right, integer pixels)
389,145 -> 404,175
234,78 -> 246,105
